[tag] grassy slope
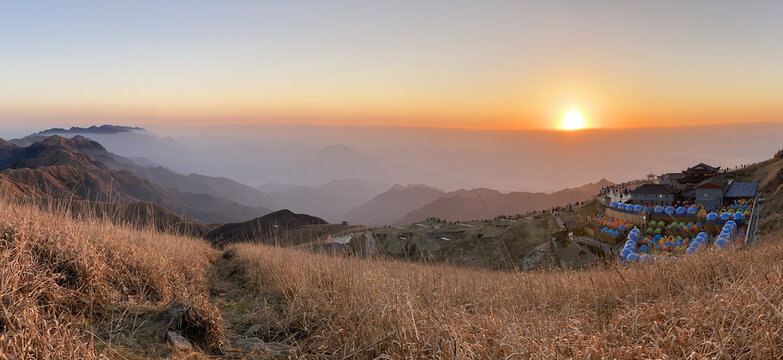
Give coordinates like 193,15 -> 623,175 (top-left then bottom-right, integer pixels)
732,154 -> 783,235
229,233 -> 783,359
369,213 -> 560,270
0,200 -> 219,359
373,213 -> 559,270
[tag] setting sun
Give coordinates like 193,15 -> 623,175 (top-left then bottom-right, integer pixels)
560,109 -> 587,130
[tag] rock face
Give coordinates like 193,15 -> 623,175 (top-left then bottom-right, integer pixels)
229,334 -> 293,357
165,330 -> 193,351
233,337 -> 267,352
263,342 -> 293,357
244,324 -> 263,337
158,303 -> 192,351
157,302 -> 187,328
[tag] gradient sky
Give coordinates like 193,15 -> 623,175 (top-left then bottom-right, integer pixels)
1,1 -> 781,130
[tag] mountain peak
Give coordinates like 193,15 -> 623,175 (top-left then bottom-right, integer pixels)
320,144 -> 361,156
0,138 -> 18,149
206,209 -> 328,247
33,135 -> 107,152
595,178 -> 614,186
388,183 -> 443,192
34,125 -> 145,136
266,209 -> 296,217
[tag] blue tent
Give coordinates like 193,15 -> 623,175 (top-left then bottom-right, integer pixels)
726,220 -> 737,228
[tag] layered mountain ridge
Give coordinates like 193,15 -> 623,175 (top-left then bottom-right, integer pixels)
0,135 -> 271,224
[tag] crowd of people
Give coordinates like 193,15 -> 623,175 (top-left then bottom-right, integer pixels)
597,179 -> 650,202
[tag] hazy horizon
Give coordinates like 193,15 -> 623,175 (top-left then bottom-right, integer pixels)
3,121 -> 781,193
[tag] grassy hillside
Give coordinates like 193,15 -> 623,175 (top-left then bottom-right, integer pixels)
0,199 -> 219,359
731,151 -> 783,235
371,213 -> 561,270
2,196 -> 783,358
229,234 -> 783,359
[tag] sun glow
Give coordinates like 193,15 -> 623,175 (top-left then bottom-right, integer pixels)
560,109 -> 587,130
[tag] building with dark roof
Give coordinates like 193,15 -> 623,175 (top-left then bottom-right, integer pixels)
683,163 -> 720,176
725,182 -> 759,199
677,174 -> 712,186
630,184 -> 679,205
694,175 -> 729,208
659,172 -> 685,186
653,164 -> 722,202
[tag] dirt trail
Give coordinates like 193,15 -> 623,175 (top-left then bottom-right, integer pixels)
93,250 -> 295,359
205,250 -> 295,359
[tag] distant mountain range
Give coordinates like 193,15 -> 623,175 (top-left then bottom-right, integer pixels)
21,126 -> 459,200
2,126 -> 616,234
396,179 -> 613,224
258,179 -> 390,222
343,184 -> 447,225
122,166 -> 280,209
32,125 -> 144,136
344,179 -> 614,225
0,135 -> 271,224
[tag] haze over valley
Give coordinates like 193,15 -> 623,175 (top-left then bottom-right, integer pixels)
6,122 -> 781,224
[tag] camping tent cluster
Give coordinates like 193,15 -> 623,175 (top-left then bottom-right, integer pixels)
590,214 -> 632,235
609,202 -> 650,214
621,229 -> 654,263
612,199 -> 752,224
714,220 -> 746,247
621,220 -> 747,263
703,200 -> 753,224
645,219 -> 703,236
652,205 -> 700,217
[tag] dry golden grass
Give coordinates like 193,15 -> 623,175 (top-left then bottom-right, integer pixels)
2,196 -> 783,359
230,235 -> 783,359
0,199 -> 219,359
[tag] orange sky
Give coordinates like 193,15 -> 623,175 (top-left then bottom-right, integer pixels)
1,1 -> 781,130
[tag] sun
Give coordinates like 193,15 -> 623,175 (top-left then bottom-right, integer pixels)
560,109 -> 586,130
